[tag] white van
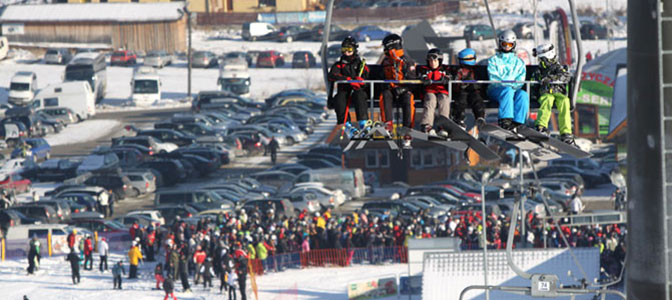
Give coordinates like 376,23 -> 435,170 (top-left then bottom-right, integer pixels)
4,224 -> 88,256
31,81 -> 95,121
131,66 -> 161,106
8,71 -> 38,106
0,37 -> 8,61
218,60 -> 251,97
242,22 -> 276,41
294,168 -> 366,199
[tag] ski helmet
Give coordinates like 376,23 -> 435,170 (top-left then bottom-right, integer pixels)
382,34 -> 403,51
457,48 -> 477,66
533,43 -> 556,61
498,30 -> 517,53
426,48 -> 443,64
341,36 -> 359,53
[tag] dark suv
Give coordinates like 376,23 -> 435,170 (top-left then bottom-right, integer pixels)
580,23 -> 608,40
84,174 -> 134,199
11,204 -> 59,224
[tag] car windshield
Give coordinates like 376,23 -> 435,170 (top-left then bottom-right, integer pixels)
10,82 -> 30,91
133,79 -> 159,94
112,52 -> 126,57
46,50 -> 59,55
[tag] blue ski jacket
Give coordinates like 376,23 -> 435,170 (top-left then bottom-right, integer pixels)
487,51 -> 526,90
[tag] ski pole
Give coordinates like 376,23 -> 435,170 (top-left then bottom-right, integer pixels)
340,59 -> 367,140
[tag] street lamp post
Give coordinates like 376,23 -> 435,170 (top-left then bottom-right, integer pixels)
481,171 -> 491,300
186,6 -> 192,100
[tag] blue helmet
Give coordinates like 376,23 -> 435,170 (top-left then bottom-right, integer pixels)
458,48 -> 477,66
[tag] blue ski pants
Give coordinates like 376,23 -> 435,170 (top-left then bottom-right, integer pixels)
487,86 -> 529,124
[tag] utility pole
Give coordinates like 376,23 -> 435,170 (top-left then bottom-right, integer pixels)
185,4 -> 193,100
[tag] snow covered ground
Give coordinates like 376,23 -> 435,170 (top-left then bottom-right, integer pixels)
44,119 -> 121,147
0,250 -> 407,300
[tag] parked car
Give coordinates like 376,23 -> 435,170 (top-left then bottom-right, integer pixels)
11,204 -> 59,224
11,138 -> 50,161
67,219 -> 126,233
56,192 -> 98,212
0,172 -> 31,193
36,199 -> 72,222
310,24 -> 351,41
137,159 -> 187,186
241,198 -> 296,218
154,204 -> 198,225
222,51 -> 252,66
44,48 -> 72,65
580,23 -> 608,40
23,158 -> 79,182
126,209 -> 165,225
192,51 -> 218,68
112,136 -> 178,154
114,214 -> 154,228
123,170 -> 156,195
154,189 -> 234,212
249,170 -> 296,190
38,107 -> 78,125
0,209 -> 39,236
463,24 -> 496,40
144,51 -> 173,68
350,25 -> 391,42
242,22 -> 276,41
83,174 -> 134,199
136,129 -> 196,147
261,25 -> 313,42
76,151 -> 120,175
531,166 -> 609,188
256,51 -> 285,68
292,51 -> 317,68
111,50 -> 137,66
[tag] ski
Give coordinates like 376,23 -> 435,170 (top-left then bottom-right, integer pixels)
480,123 -> 590,159
433,116 -> 501,162
515,125 -> 591,158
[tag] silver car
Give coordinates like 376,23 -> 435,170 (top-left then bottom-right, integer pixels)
124,171 -> 156,195
44,48 -> 72,65
144,51 -> 173,68
191,51 -> 218,68
38,107 -> 78,125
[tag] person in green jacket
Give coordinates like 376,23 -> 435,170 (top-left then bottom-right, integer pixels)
256,241 -> 268,261
246,240 -> 256,260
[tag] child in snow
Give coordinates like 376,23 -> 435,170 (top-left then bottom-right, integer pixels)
200,257 -> 216,288
532,43 -> 576,145
451,48 -> 486,129
65,247 -> 81,284
380,33 -> 417,130
227,268 -> 238,300
112,261 -> 126,289
163,274 -> 178,300
416,48 -> 451,135
155,262 -> 165,290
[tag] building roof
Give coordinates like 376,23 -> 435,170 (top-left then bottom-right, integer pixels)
0,2 -> 186,23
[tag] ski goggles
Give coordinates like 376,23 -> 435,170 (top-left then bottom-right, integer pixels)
459,55 -> 476,62
341,46 -> 355,53
500,41 -> 515,49
384,41 -> 402,51
426,53 -> 441,60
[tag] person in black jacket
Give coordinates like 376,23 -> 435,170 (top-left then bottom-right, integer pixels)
27,235 -> 40,275
65,247 -> 81,284
236,255 -> 248,300
328,36 -> 370,128
163,274 -> 178,300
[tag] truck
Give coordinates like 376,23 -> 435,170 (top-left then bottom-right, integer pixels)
131,66 -> 161,106
8,71 -> 38,106
217,59 -> 251,98
30,81 -> 95,121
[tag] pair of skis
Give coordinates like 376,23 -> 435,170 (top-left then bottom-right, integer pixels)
479,123 -> 591,159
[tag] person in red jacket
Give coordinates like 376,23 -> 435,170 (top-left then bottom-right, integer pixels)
192,245 -> 206,284
416,48 -> 451,135
83,235 -> 94,270
129,221 -> 139,240
67,229 -> 77,249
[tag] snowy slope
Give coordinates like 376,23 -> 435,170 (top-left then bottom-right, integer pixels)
0,252 -> 407,300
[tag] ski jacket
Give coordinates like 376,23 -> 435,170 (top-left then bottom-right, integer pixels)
328,55 -> 369,91
99,240 -> 109,256
84,238 -> 93,255
128,245 -> 143,265
112,263 -> 126,276
256,242 -> 268,260
487,52 -> 526,90
246,243 -> 256,259
532,59 -> 571,95
381,54 -> 416,91
66,252 -> 80,269
452,65 -> 481,94
67,233 -> 76,249
193,250 -> 206,264
154,263 -> 163,275
416,65 -> 450,95
163,276 -> 174,293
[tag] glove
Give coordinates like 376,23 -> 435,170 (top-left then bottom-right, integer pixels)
422,79 -> 431,86
351,76 -> 364,90
541,78 -> 551,86
441,77 -> 451,85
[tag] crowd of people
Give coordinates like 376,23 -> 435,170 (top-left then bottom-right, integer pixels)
47,199 -> 626,299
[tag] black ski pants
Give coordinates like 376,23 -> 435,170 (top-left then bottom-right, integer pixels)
114,275 -> 122,289
452,91 -> 485,122
334,88 -> 368,124
238,275 -> 247,300
99,255 -> 108,271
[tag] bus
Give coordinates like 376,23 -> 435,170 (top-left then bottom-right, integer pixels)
64,52 -> 107,103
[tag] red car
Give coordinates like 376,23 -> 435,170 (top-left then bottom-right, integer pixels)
0,173 -> 31,194
111,50 -> 137,66
256,50 -> 285,68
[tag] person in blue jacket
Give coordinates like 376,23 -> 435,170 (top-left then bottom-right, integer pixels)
487,30 -> 529,130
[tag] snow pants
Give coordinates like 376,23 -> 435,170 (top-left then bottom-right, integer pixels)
381,88 -> 414,127
452,90 -> 485,122
420,92 -> 450,127
114,275 -> 122,289
487,86 -> 529,124
536,92 -> 572,135
334,89 -> 368,124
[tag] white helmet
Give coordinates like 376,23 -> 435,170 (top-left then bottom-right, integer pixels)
498,30 -> 517,52
533,43 -> 556,61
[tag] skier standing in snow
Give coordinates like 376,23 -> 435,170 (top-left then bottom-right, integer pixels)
200,257 -> 215,289
451,48 -> 486,129
65,247 -> 81,284
178,244 -> 192,292
416,48 -> 451,135
268,137 -> 279,165
487,30 -> 529,130
380,33 -> 417,130
83,235 -> 94,270
127,241 -> 143,279
531,43 -> 576,145
227,267 -> 238,300
328,36 -> 370,128
99,237 -> 109,272
155,262 -> 165,290
26,235 -> 40,274
112,260 -> 125,289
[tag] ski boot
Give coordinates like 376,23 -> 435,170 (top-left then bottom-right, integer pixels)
358,120 -> 373,137
344,122 -> 359,138
535,125 -> 549,135
422,124 -> 437,136
560,133 -> 577,146
498,118 -> 515,131
438,129 -> 449,138
455,120 -> 467,131
384,120 -> 394,134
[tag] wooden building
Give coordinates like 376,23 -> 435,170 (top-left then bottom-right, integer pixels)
0,2 -> 187,53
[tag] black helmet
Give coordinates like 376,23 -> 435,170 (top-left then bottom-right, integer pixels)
426,48 -> 443,64
382,34 -> 403,51
341,36 -> 359,52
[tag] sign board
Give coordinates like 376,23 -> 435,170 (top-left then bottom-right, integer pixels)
3,23 -> 24,35
347,277 -> 398,300
408,237 -> 460,275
